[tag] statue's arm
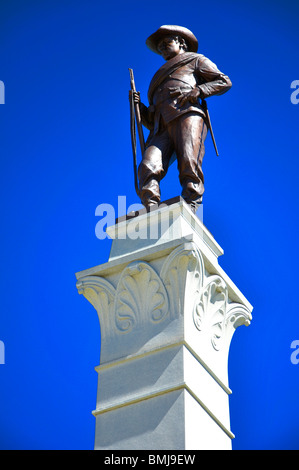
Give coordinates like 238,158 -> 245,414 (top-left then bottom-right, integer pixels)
195,56 -> 232,98
174,55 -> 232,107
139,101 -> 155,131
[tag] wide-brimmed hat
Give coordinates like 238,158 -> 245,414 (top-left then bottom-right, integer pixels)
146,25 -> 198,55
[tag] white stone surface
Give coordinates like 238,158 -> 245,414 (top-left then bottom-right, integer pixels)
76,198 -> 253,450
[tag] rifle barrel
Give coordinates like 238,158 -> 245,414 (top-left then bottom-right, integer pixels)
129,68 -> 145,155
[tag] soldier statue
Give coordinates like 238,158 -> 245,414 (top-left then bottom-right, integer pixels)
130,25 -> 232,212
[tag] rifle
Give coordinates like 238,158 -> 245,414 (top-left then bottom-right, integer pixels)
129,68 -> 145,196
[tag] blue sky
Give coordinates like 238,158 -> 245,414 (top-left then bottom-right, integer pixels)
0,0 -> 298,450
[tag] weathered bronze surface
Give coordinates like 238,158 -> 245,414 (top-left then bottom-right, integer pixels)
130,25 -> 232,212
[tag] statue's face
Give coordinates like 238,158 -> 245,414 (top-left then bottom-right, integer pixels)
157,36 -> 182,60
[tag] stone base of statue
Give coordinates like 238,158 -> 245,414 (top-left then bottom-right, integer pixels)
75,197 -> 253,450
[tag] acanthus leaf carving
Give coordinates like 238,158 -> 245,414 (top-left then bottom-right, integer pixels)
114,261 -> 169,334
224,303 -> 252,344
77,244 -> 252,348
193,275 -> 228,351
160,242 -> 204,319
76,276 -> 116,337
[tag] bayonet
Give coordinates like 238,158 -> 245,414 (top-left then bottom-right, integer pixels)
201,99 -> 219,157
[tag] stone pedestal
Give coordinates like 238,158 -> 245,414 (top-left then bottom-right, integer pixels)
75,197 -> 253,450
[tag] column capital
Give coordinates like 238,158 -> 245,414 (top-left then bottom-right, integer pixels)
76,200 -> 253,449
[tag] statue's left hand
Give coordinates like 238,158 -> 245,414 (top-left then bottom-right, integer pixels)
176,87 -> 201,106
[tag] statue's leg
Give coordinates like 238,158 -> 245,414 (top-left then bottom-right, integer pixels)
138,130 -> 173,207
170,113 -> 207,209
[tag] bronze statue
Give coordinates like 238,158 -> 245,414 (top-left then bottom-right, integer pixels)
130,25 -> 232,212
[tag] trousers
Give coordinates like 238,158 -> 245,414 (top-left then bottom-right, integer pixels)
138,112 -> 208,208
